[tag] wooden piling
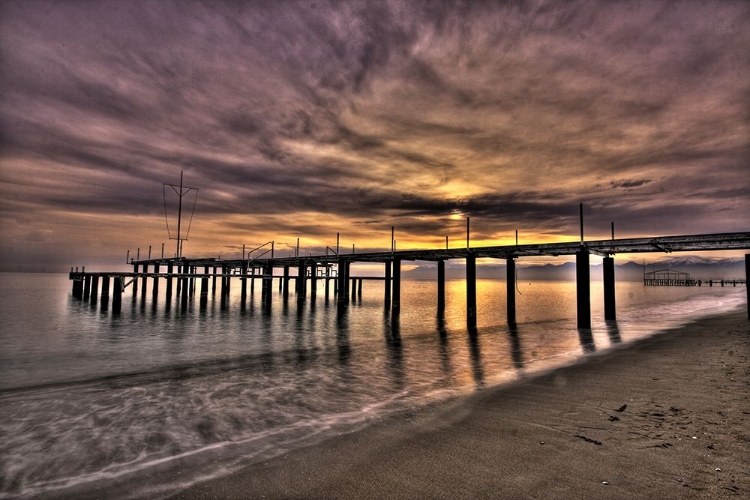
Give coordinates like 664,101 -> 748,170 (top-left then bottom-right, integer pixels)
603,256 -> 616,321
466,254 -> 477,327
437,259 -> 445,312
746,254 -> 749,320
506,258 -> 516,325
84,275 -> 91,300
576,250 -> 591,329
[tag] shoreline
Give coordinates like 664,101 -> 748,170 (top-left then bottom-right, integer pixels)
167,309 -> 749,499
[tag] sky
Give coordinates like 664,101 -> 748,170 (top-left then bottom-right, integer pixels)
1,0 -> 748,272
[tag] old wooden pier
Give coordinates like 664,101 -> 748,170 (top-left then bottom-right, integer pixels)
70,231 -> 750,325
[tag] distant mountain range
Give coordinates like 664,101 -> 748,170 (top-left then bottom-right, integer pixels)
402,257 -> 747,282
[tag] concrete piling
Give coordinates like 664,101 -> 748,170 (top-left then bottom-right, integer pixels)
466,254 -> 477,327
506,258 -> 516,325
437,259 -> 445,312
576,250 -> 591,329
603,256 -> 616,321
392,257 -> 401,315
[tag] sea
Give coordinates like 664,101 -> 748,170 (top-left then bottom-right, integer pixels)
0,271 -> 746,499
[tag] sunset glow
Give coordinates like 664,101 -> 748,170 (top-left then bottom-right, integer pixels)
1,0 -> 748,271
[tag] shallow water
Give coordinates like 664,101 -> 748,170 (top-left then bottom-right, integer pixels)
0,272 -> 745,499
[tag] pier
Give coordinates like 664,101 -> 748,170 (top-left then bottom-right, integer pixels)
70,231 -> 750,324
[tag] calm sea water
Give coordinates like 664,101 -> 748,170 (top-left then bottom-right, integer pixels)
0,272 -> 745,499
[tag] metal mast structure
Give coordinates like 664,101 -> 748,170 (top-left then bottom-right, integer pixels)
163,171 -> 198,258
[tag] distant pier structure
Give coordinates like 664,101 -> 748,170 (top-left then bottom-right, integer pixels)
644,268 -> 747,287
644,269 -> 696,286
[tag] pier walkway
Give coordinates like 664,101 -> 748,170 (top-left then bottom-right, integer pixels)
70,231 -> 750,326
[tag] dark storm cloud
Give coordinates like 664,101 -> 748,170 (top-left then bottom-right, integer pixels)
1,0 -> 749,268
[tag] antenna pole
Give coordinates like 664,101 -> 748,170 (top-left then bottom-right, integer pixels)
176,171 -> 183,258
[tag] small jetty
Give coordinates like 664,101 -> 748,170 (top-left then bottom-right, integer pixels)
644,269 -> 696,286
644,269 -> 747,287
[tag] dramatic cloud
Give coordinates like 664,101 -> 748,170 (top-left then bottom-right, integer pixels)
1,0 -> 748,270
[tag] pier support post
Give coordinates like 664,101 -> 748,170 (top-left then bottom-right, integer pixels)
311,263 -> 318,298
506,258 -> 516,325
576,250 -> 591,329
166,263 -> 173,300
90,275 -> 99,304
437,259 -> 445,312
200,276 -> 208,309
297,261 -> 306,298
325,266 -> 331,300
181,265 -> 189,309
262,262 -> 273,309
132,263 -> 139,299
746,254 -> 749,320
337,259 -> 348,303
384,261 -> 392,305
84,275 -> 91,300
221,265 -> 228,298
101,275 -> 110,309
72,276 -> 83,299
466,254 -> 477,327
344,261 -> 350,301
241,274 -> 247,303
358,278 -> 362,298
113,276 -> 122,313
392,257 -> 401,315
283,266 -> 290,301
212,267 -> 217,296
141,265 -> 148,301
152,264 -> 160,302
603,256 -> 616,321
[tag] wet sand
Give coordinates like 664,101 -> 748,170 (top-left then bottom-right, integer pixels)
169,310 -> 750,499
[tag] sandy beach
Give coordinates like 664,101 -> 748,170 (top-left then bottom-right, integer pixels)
168,310 -> 749,500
